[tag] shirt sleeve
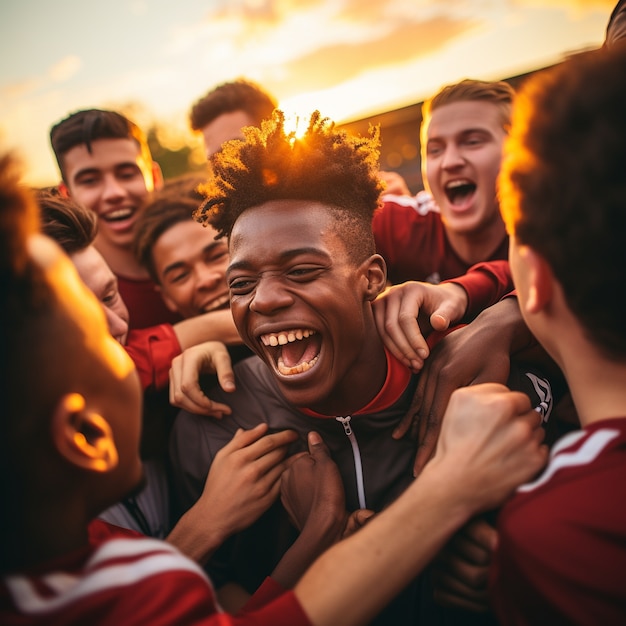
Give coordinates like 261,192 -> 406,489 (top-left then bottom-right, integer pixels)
444,260 -> 514,319
125,324 -> 182,391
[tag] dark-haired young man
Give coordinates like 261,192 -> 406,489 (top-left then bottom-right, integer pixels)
170,111 -> 553,624
487,42 -> 626,625
189,78 -> 277,160
49,108 -> 179,330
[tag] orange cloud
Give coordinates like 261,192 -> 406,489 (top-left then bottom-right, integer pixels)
271,15 -> 479,96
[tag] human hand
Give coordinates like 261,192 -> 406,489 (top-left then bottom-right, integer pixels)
378,170 -> 411,196
393,298 -> 527,477
343,509 -> 376,539
432,517 -> 497,613
169,340 -> 235,416
373,281 -> 468,373
168,423 -> 298,564
428,383 -> 548,514
281,431 -> 348,540
200,424 -> 298,536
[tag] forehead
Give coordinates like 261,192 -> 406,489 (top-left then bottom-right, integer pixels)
153,220 -> 223,264
62,138 -> 145,176
425,100 -> 505,139
202,110 -> 255,157
228,200 -> 340,266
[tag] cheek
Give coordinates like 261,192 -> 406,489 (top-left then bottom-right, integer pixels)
72,188 -> 100,213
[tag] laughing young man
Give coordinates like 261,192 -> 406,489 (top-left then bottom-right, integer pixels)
49,108 -> 181,330
373,79 -> 512,285
169,111 -> 552,625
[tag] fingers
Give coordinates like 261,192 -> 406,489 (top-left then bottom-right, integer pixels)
391,411 -> 414,440
307,431 -> 332,460
169,349 -> 233,417
373,285 -> 428,372
211,345 -> 236,393
432,518 -> 496,613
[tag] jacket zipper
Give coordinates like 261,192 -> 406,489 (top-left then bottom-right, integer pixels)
335,415 -> 367,509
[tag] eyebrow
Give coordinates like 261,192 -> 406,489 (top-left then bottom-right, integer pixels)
162,241 -> 226,277
227,246 -> 331,275
73,161 -> 140,181
428,127 -> 492,142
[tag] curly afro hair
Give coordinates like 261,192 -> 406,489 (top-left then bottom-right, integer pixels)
194,111 -> 384,263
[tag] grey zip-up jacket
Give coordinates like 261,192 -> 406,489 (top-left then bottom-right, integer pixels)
170,353 -> 552,626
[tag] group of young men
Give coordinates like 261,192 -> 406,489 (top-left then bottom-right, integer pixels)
1,23 -> 625,626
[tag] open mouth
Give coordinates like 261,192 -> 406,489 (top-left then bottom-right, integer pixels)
445,180 -> 476,206
260,328 -> 321,376
102,208 -> 135,223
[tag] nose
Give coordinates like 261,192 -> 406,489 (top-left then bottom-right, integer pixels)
194,263 -> 224,291
102,174 -> 127,201
441,143 -> 464,170
249,276 -> 293,315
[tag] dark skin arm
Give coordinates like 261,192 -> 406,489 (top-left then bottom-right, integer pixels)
275,431 -> 375,588
391,297 -> 538,476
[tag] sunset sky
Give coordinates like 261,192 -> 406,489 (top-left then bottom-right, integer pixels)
0,0 -> 612,187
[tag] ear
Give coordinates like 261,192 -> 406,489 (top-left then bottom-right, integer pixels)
58,181 -> 70,198
151,161 -> 164,191
517,245 -> 553,315
51,393 -> 119,473
360,254 -> 387,302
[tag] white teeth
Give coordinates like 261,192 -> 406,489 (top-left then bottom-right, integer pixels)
446,180 -> 471,190
261,329 -> 316,346
106,208 -> 133,220
277,354 -> 319,376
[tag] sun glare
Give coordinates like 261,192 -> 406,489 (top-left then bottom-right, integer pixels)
280,111 -> 311,142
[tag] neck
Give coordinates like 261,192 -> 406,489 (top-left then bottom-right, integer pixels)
561,350 -> 626,428
2,496 -> 90,573
94,234 -> 148,280
309,330 -> 388,417
446,218 -> 507,266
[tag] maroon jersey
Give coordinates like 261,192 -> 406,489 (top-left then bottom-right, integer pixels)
373,194 -> 508,285
489,417 -> 626,625
117,274 -> 181,330
125,324 -> 181,392
0,520 -> 310,626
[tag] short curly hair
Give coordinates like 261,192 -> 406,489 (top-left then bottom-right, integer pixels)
194,110 -> 384,264
499,43 -> 626,359
189,79 -> 277,132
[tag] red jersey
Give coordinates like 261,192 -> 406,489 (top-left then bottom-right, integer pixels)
489,417 -> 626,625
125,324 -> 181,391
117,274 -> 181,330
0,520 -> 311,626
373,195 -> 509,285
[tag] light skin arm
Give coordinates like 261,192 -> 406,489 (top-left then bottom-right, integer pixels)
166,423 -> 298,565
293,383 -> 548,626
171,308 -> 242,350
